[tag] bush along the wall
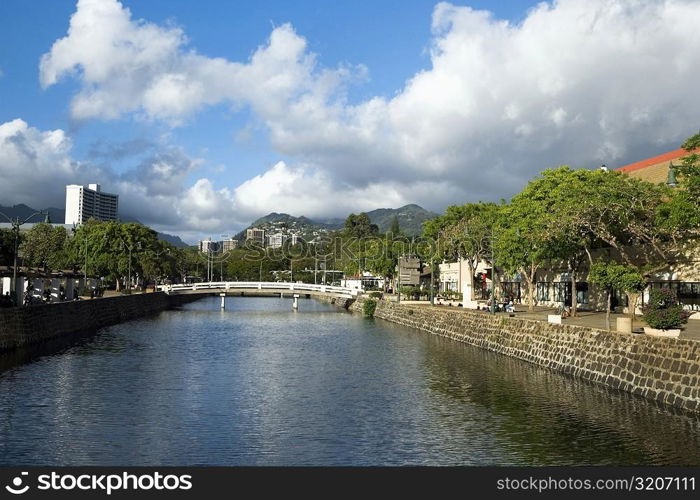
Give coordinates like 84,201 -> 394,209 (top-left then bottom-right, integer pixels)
642,288 -> 690,330
363,299 -> 378,318
369,291 -> 383,299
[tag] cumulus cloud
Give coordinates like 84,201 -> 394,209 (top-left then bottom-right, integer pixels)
36,0 -> 700,228
0,119 -> 218,234
0,118 -> 91,208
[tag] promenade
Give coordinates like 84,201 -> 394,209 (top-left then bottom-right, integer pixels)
392,300 -> 700,341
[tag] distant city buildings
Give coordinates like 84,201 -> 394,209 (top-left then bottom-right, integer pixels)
396,256 -> 422,286
199,239 -> 220,254
246,228 -> 265,246
64,183 -> 118,225
199,237 -> 238,254
267,233 -> 287,249
221,238 -> 238,252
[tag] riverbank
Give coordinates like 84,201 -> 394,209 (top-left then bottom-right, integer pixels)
351,298 -> 700,414
0,292 -> 202,352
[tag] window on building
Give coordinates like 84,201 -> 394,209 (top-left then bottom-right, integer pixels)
576,282 -> 588,304
536,282 -> 550,302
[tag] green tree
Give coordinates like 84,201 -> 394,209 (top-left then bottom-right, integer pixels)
389,215 -> 401,237
588,261 -> 645,330
674,132 -> 700,201
344,213 -> 379,238
20,222 -> 68,272
527,166 -> 680,317
423,202 -> 501,306
494,193 -> 556,311
67,220 -> 160,289
0,228 -> 17,267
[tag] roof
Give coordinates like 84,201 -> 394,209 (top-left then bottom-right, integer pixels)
615,147 -> 698,185
616,148 -> 689,174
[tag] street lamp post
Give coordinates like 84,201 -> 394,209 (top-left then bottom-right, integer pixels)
397,255 -> 401,303
0,210 -> 46,304
119,238 -> 140,292
490,225 -> 497,315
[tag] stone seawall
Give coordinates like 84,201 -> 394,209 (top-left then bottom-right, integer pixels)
313,294 -> 355,309
352,298 -> 700,414
0,292 -> 202,352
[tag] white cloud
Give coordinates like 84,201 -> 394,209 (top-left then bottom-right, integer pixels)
0,118 -> 227,235
35,0 -> 700,228
0,119 -> 83,208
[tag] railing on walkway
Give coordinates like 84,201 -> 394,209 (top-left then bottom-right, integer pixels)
157,281 -> 362,297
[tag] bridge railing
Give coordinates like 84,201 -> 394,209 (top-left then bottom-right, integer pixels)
157,281 -> 362,296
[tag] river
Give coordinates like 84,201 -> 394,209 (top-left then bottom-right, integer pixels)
0,296 -> 698,466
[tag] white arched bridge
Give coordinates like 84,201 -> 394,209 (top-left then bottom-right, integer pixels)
157,281 -> 362,309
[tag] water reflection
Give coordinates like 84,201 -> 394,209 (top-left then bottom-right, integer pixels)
0,296 -> 697,465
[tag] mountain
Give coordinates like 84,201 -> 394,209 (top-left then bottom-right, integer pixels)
155,232 -> 189,248
238,204 -> 438,239
364,204 -> 438,236
0,203 -> 189,248
0,204 -> 65,223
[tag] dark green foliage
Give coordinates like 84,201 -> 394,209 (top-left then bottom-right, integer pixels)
362,298 -> 377,318
0,228 -> 17,267
642,288 -> 690,330
389,215 -> 401,236
588,262 -> 645,295
344,213 -> 379,238
399,285 -> 421,300
369,291 -> 382,298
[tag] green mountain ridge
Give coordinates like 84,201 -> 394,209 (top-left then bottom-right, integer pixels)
237,204 -> 438,238
0,203 -> 189,248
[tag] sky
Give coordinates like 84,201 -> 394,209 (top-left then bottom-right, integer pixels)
1,0 -> 699,243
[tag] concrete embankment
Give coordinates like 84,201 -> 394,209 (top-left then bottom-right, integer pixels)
0,292 -> 202,352
351,298 -> 700,414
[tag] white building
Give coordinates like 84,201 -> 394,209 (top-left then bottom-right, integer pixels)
342,272 -> 386,291
64,183 -> 118,225
438,258 -> 492,308
221,238 -> 238,252
268,233 -> 287,249
246,227 -> 265,246
199,239 -> 221,254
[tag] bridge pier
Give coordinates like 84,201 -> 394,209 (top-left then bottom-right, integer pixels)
220,293 -> 226,310
293,294 -> 299,310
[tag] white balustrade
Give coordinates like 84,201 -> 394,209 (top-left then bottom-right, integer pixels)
157,281 -> 360,297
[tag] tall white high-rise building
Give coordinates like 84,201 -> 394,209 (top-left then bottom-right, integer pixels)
64,183 -> 119,225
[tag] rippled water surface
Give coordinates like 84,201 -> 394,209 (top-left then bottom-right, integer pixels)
1,296 -> 699,465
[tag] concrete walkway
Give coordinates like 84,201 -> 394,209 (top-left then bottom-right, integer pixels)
397,300 -> 700,341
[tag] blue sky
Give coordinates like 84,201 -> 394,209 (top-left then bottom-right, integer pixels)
1,0 -> 699,242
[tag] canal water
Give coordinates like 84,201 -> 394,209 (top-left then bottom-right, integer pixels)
0,296 -> 699,466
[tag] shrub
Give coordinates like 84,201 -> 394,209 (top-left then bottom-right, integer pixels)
642,288 -> 690,330
369,291 -> 383,299
363,299 -> 377,318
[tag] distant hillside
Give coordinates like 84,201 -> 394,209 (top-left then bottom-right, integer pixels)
238,204 -> 438,239
0,203 -> 188,248
0,204 -> 64,223
365,204 -> 438,236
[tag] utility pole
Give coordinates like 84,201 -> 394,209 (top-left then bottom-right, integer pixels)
84,231 -> 88,285
397,255 -> 401,303
430,257 -> 435,306
0,210 -> 45,304
128,244 -> 132,292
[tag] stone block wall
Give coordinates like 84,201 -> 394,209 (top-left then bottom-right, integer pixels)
352,298 -> 700,414
0,293 -> 202,352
